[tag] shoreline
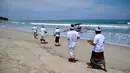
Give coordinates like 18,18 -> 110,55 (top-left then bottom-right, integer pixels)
1,27 -> 130,48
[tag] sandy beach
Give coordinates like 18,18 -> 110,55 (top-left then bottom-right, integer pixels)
0,28 -> 130,73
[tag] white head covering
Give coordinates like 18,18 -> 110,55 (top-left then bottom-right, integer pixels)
56,26 -> 59,29
95,27 -> 101,31
70,26 -> 75,30
70,24 -> 75,30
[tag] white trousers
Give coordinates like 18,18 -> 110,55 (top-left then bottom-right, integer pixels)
68,42 -> 77,57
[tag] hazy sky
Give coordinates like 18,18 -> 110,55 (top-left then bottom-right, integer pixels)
0,0 -> 130,20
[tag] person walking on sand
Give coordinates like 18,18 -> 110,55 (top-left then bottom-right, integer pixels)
40,25 -> 47,44
67,24 -> 80,63
87,27 -> 107,72
32,25 -> 38,39
54,26 -> 61,46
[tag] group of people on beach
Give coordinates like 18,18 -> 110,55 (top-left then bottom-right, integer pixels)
32,25 -> 61,45
32,24 -> 107,72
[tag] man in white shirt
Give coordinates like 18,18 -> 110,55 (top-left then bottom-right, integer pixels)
32,25 -> 38,39
88,27 -> 107,72
54,26 -> 60,46
67,24 -> 80,63
40,25 -> 47,43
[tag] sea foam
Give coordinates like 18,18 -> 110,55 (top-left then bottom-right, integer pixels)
30,22 -> 129,29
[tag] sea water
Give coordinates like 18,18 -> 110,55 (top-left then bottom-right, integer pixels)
0,19 -> 130,47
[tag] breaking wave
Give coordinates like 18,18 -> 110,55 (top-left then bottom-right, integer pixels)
30,22 -> 129,29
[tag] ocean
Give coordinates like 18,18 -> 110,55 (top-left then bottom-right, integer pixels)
0,19 -> 130,47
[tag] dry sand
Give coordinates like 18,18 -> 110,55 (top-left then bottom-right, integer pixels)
0,28 -> 130,73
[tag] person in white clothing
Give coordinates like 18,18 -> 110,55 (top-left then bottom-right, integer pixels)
40,25 -> 47,43
67,24 -> 79,63
88,27 -> 107,72
32,25 -> 38,39
54,26 -> 60,46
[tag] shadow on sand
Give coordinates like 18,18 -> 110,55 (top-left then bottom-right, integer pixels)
86,62 -> 107,72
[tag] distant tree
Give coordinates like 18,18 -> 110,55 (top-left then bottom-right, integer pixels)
0,16 -> 9,21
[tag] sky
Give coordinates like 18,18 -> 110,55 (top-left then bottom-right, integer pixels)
0,0 -> 130,20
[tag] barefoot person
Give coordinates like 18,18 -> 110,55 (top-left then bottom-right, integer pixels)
67,24 -> 80,63
40,25 -> 47,43
88,27 -> 107,71
54,26 -> 60,46
32,25 -> 38,39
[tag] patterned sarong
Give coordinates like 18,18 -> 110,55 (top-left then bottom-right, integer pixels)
90,51 -> 105,65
